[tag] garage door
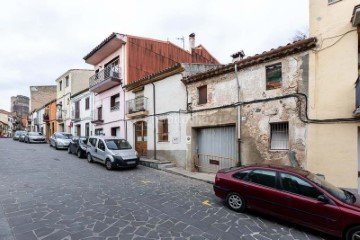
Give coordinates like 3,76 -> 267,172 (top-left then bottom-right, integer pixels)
196,126 -> 237,173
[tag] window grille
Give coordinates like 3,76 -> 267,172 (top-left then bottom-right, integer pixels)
270,122 -> 289,150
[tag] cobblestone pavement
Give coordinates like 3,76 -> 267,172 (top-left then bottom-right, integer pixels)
0,139 -> 333,240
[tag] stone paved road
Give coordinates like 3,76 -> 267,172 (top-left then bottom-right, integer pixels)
0,139 -> 334,240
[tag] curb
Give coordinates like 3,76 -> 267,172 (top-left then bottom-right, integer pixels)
139,160 -> 214,185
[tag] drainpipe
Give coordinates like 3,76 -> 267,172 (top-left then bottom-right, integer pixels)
234,64 -> 242,166
151,82 -> 157,160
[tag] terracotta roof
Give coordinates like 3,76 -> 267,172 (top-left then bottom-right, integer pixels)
182,37 -> 317,84
124,63 -> 183,90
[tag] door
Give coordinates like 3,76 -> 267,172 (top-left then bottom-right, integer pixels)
358,127 -> 360,193
197,126 -> 236,173
96,139 -> 106,162
276,173 -> 341,236
76,125 -> 81,137
241,169 -> 282,216
135,121 -> 147,156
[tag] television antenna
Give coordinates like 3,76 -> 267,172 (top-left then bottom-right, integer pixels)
176,36 -> 185,49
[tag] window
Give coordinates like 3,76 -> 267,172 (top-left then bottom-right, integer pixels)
98,140 -> 105,151
110,93 -> 120,111
75,101 -> 80,119
97,107 -> 102,120
198,85 -> 207,104
95,128 -> 103,136
59,80 -> 62,91
85,97 -> 90,110
280,173 -> 321,199
111,127 -> 120,137
266,63 -> 282,90
233,170 -> 251,180
85,123 -> 90,137
158,119 -> 168,142
247,170 -> 277,188
65,76 -> 69,87
89,138 -> 97,147
270,122 -> 289,150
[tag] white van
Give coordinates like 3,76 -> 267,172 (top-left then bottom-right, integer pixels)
86,136 -> 139,170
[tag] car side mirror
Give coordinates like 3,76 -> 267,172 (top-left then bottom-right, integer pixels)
317,195 -> 329,204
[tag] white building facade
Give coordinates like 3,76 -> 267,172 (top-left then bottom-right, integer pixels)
55,69 -> 94,133
70,89 -> 94,137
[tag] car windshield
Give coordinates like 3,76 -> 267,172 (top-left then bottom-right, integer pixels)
105,139 -> 132,150
57,133 -> 72,139
307,173 -> 354,204
29,132 -> 41,136
80,137 -> 88,144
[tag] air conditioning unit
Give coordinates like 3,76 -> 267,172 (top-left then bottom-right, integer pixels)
328,0 -> 340,4
354,107 -> 360,117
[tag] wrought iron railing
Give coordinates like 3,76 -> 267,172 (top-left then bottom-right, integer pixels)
89,65 -> 121,88
110,102 -> 120,112
126,97 -> 148,114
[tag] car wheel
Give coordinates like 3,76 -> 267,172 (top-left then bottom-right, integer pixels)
87,153 -> 93,163
77,150 -> 82,158
226,192 -> 246,212
67,147 -> 71,154
105,160 -> 113,170
345,226 -> 360,240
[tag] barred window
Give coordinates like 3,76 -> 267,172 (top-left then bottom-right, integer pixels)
270,122 -> 289,150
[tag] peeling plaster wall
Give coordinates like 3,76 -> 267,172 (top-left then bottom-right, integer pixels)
186,52 -> 310,169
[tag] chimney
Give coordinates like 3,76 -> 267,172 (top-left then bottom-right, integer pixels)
231,50 -> 245,63
189,33 -> 195,52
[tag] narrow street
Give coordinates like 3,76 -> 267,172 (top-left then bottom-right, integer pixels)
0,139 -> 330,240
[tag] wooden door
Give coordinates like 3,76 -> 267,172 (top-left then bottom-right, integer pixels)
135,121 -> 147,156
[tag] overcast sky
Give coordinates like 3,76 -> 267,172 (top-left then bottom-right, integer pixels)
0,0 -> 308,111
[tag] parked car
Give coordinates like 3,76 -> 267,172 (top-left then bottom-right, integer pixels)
86,136 -> 139,170
68,136 -> 88,158
13,130 -> 26,140
49,132 -> 72,150
18,132 -> 27,142
214,164 -> 360,239
24,132 -> 46,143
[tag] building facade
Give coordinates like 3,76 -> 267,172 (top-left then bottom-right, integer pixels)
11,95 -> 29,116
70,88 -> 94,137
182,38 -> 316,173
55,69 -> 94,133
308,0 -> 360,190
124,63 -> 219,167
29,86 -> 56,112
83,33 -> 219,138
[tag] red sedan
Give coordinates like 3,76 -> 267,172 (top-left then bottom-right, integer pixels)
213,164 -> 360,239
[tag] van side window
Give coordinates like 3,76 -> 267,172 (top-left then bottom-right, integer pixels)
89,138 -> 97,147
98,140 -> 105,151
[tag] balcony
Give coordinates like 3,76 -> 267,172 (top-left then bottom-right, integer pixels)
71,110 -> 81,122
56,111 -> 63,122
89,65 -> 122,93
126,97 -> 149,119
110,102 -> 120,112
91,108 -> 104,125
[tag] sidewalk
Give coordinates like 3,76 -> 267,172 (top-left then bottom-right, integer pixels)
139,158 -> 215,184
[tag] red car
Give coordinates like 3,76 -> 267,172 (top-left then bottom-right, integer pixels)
213,164 -> 360,239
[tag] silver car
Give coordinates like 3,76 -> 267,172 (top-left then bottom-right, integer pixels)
86,136 -> 139,170
24,132 -> 46,143
13,130 -> 26,141
18,132 -> 27,142
49,132 -> 73,150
